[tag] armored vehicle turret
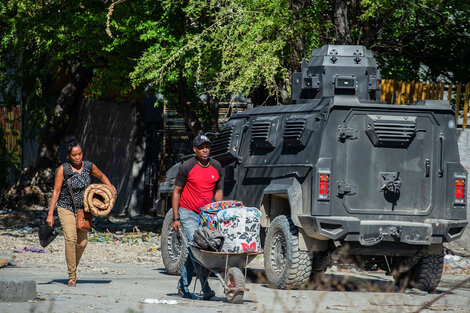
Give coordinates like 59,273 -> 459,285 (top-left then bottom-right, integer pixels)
292,45 -> 380,101
158,45 -> 467,292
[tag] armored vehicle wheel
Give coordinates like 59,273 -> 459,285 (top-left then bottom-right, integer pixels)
225,267 -> 245,304
161,210 -> 187,275
393,253 -> 444,292
264,215 -> 313,289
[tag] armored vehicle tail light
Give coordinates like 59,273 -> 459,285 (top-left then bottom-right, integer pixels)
319,173 -> 330,200
455,178 -> 466,201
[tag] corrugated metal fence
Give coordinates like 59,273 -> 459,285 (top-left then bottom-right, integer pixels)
0,105 -> 21,164
381,80 -> 470,129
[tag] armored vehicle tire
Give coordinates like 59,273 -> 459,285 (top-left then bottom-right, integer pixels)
161,210 -> 187,275
394,253 -> 444,293
264,215 -> 313,289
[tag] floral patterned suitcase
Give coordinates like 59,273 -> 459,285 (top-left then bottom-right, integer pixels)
198,200 -> 244,230
216,207 -> 261,253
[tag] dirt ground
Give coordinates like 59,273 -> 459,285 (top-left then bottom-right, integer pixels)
0,207 -> 267,271
0,213 -> 468,277
2,209 -> 470,313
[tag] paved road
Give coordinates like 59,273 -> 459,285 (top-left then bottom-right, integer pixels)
1,262 -> 469,313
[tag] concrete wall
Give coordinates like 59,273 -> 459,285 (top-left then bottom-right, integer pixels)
70,99 -> 148,216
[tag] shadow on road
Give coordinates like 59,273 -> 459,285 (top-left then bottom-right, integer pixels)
155,267 -> 424,294
244,268 -> 445,294
38,279 -> 112,286
165,292 -> 256,303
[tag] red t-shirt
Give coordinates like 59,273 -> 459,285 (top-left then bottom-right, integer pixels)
175,157 -> 222,214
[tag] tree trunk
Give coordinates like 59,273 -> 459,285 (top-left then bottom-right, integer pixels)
174,71 -> 202,134
37,61 -> 92,169
207,94 -> 219,133
334,0 -> 352,45
2,61 -> 92,209
250,84 -> 278,107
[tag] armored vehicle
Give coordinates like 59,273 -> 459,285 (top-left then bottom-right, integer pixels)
158,45 -> 468,292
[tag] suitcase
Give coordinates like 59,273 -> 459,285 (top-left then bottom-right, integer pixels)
198,200 -> 244,230
217,207 -> 261,253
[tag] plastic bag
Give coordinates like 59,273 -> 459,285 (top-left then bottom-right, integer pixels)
38,220 -> 58,248
193,227 -> 225,251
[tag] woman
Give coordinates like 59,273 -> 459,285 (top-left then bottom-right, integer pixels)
46,135 -> 116,287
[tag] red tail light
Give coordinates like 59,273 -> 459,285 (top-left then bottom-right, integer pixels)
455,178 -> 466,201
318,173 -> 330,200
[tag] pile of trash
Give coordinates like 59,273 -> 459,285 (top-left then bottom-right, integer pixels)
443,254 -> 470,275
88,226 -> 158,245
0,226 -> 162,267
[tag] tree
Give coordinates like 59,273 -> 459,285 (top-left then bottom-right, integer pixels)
0,0 -> 160,207
329,0 -> 470,82
131,0 -> 330,117
2,0 -> 468,209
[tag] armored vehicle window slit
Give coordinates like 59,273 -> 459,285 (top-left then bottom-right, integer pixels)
250,117 -> 279,153
282,115 -> 314,151
212,123 -> 236,163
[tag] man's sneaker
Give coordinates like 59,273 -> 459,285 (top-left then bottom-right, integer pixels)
178,287 -> 193,299
202,289 -> 215,300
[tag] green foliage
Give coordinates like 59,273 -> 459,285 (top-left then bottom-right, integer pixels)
0,0 -> 159,138
1,0 -> 469,140
131,0 -> 330,108
359,0 -> 470,82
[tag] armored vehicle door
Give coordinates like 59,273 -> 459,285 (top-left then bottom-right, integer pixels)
335,111 -> 435,215
211,118 -> 247,197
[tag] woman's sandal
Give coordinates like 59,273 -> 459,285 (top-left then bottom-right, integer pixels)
67,278 -> 77,287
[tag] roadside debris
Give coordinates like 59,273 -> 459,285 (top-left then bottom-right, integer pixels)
13,247 -> 47,253
20,227 -> 34,234
0,256 -> 14,268
139,299 -> 178,304
444,254 -> 470,275
0,208 -> 12,215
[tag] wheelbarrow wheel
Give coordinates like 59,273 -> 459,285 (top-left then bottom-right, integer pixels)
225,267 -> 245,304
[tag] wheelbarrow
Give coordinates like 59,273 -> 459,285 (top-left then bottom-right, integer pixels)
179,230 -> 262,304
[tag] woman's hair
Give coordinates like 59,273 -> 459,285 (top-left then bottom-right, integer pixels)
64,135 -> 80,154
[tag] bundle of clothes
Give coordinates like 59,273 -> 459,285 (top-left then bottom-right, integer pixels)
193,201 -> 261,253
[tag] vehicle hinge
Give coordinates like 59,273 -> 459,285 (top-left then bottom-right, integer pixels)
337,125 -> 358,141
337,182 -> 356,196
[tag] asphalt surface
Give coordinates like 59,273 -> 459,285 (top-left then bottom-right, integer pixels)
1,261 -> 469,313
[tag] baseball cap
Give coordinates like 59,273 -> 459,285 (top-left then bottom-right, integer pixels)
193,135 -> 212,147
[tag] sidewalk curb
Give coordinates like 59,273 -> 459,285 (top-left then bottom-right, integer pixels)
0,279 -> 37,302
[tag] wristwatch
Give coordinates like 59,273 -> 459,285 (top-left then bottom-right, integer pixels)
172,217 -> 180,222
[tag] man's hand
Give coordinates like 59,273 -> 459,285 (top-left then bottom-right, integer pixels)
171,220 -> 182,231
46,214 -> 54,228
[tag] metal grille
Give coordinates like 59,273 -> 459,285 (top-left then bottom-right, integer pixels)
251,122 -> 271,142
283,118 -> 306,143
373,121 -> 416,143
251,121 -> 274,149
212,124 -> 234,156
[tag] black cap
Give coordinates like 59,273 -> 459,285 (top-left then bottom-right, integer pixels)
193,135 -> 211,147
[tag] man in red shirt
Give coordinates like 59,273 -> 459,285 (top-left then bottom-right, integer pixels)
171,135 -> 223,300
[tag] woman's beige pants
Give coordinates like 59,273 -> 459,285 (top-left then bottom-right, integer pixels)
57,207 -> 88,280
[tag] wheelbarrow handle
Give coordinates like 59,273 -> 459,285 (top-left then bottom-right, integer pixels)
178,229 -> 197,263
178,229 -> 190,250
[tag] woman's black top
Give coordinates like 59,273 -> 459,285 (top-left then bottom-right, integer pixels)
57,161 -> 93,212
